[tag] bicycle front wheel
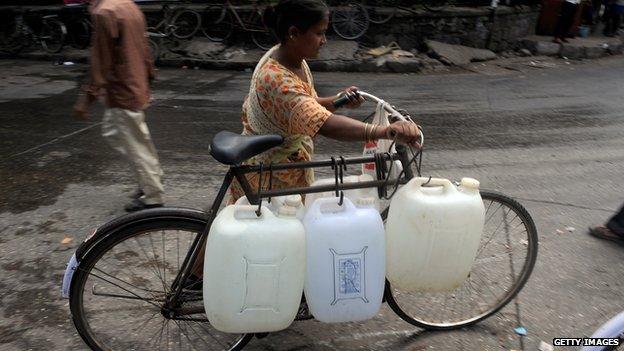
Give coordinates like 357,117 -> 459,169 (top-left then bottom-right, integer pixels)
331,2 -> 369,40
40,18 -> 66,53
171,9 -> 201,39
385,190 -> 538,330
365,0 -> 396,25
69,208 -> 253,351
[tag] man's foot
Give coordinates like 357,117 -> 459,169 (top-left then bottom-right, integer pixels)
129,188 -> 144,199
553,37 -> 563,44
588,226 -> 624,242
561,37 -> 570,43
124,199 -> 163,212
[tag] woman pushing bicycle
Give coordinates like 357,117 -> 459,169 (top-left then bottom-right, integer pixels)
227,0 -> 422,204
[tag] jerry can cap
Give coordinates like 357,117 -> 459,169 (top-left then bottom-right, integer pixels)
460,177 -> 480,190
356,197 -> 377,207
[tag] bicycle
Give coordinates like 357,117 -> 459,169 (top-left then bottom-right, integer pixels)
64,91 -> 538,350
149,3 -> 202,41
201,0 -> 276,50
582,311 -> 624,351
0,9 -> 67,55
422,0 -> 456,12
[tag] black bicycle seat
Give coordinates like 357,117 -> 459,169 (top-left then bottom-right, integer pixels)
209,131 -> 284,165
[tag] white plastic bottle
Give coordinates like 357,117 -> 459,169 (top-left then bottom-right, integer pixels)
203,196 -> 306,333
386,177 -> 485,293
303,197 -> 385,323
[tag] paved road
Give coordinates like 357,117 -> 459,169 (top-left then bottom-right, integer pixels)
0,56 -> 623,350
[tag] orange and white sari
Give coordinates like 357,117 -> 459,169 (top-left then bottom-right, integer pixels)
228,46 -> 332,203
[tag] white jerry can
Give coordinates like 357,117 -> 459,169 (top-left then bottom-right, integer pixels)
305,174 -> 380,212
203,196 -> 306,333
386,177 -> 485,293
303,197 -> 385,323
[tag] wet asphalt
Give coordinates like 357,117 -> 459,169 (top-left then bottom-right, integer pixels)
0,56 -> 623,350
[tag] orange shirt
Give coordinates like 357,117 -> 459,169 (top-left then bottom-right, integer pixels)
85,0 -> 154,111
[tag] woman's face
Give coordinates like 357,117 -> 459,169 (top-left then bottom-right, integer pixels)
291,14 -> 329,59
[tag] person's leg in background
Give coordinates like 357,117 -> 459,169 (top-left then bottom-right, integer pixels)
101,108 -> 165,211
554,1 -> 578,43
589,203 -> 624,241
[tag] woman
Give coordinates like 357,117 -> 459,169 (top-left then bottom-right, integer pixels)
228,0 -> 421,204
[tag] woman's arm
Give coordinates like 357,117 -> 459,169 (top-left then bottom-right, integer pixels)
318,114 -> 422,148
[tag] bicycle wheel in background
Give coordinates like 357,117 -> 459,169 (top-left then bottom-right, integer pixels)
422,0 -> 451,12
250,11 -> 276,50
69,209 -> 253,351
69,18 -> 91,50
171,9 -> 201,39
40,17 -> 66,53
385,190 -> 538,330
148,37 -> 161,64
0,20 -> 27,55
202,6 -> 234,42
331,2 -> 369,40
365,0 -> 397,24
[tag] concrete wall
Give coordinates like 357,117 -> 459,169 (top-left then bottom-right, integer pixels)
365,6 -> 540,53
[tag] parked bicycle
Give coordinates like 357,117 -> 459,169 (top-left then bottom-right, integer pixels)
0,9 -> 67,55
64,91 -> 538,350
201,0 -> 276,50
149,3 -> 202,40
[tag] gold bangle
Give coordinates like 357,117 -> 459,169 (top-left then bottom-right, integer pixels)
364,123 -> 370,142
369,124 -> 377,142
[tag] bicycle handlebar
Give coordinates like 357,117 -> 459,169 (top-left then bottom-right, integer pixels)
356,90 -> 425,147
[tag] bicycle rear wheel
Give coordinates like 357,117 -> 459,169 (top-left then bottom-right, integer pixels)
202,6 -> 233,42
171,9 -> 201,40
40,18 -> 66,53
250,11 -> 276,51
331,2 -> 369,40
385,190 -> 538,330
69,208 -> 253,351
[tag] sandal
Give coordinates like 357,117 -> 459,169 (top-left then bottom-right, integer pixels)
588,226 -> 624,242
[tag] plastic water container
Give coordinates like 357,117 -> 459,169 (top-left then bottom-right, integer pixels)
203,197 -> 306,333
303,197 -> 385,323
235,195 -> 305,220
305,174 -> 380,212
386,177 -> 485,293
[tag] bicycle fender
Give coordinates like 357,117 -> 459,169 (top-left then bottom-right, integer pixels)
75,207 -> 209,262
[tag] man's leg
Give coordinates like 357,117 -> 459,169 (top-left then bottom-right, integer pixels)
606,204 -> 624,236
101,108 -> 165,207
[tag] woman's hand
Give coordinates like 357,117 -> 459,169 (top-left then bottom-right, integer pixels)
337,86 -> 364,109
384,121 -> 422,149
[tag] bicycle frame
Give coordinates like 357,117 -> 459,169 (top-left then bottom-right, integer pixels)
164,144 -> 416,315
223,0 -> 267,33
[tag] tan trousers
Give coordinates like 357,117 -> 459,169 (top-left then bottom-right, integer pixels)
102,108 -> 164,204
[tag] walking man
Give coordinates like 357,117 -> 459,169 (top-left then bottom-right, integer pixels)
73,0 -> 165,212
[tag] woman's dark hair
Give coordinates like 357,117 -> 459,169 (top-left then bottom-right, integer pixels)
263,0 -> 329,43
